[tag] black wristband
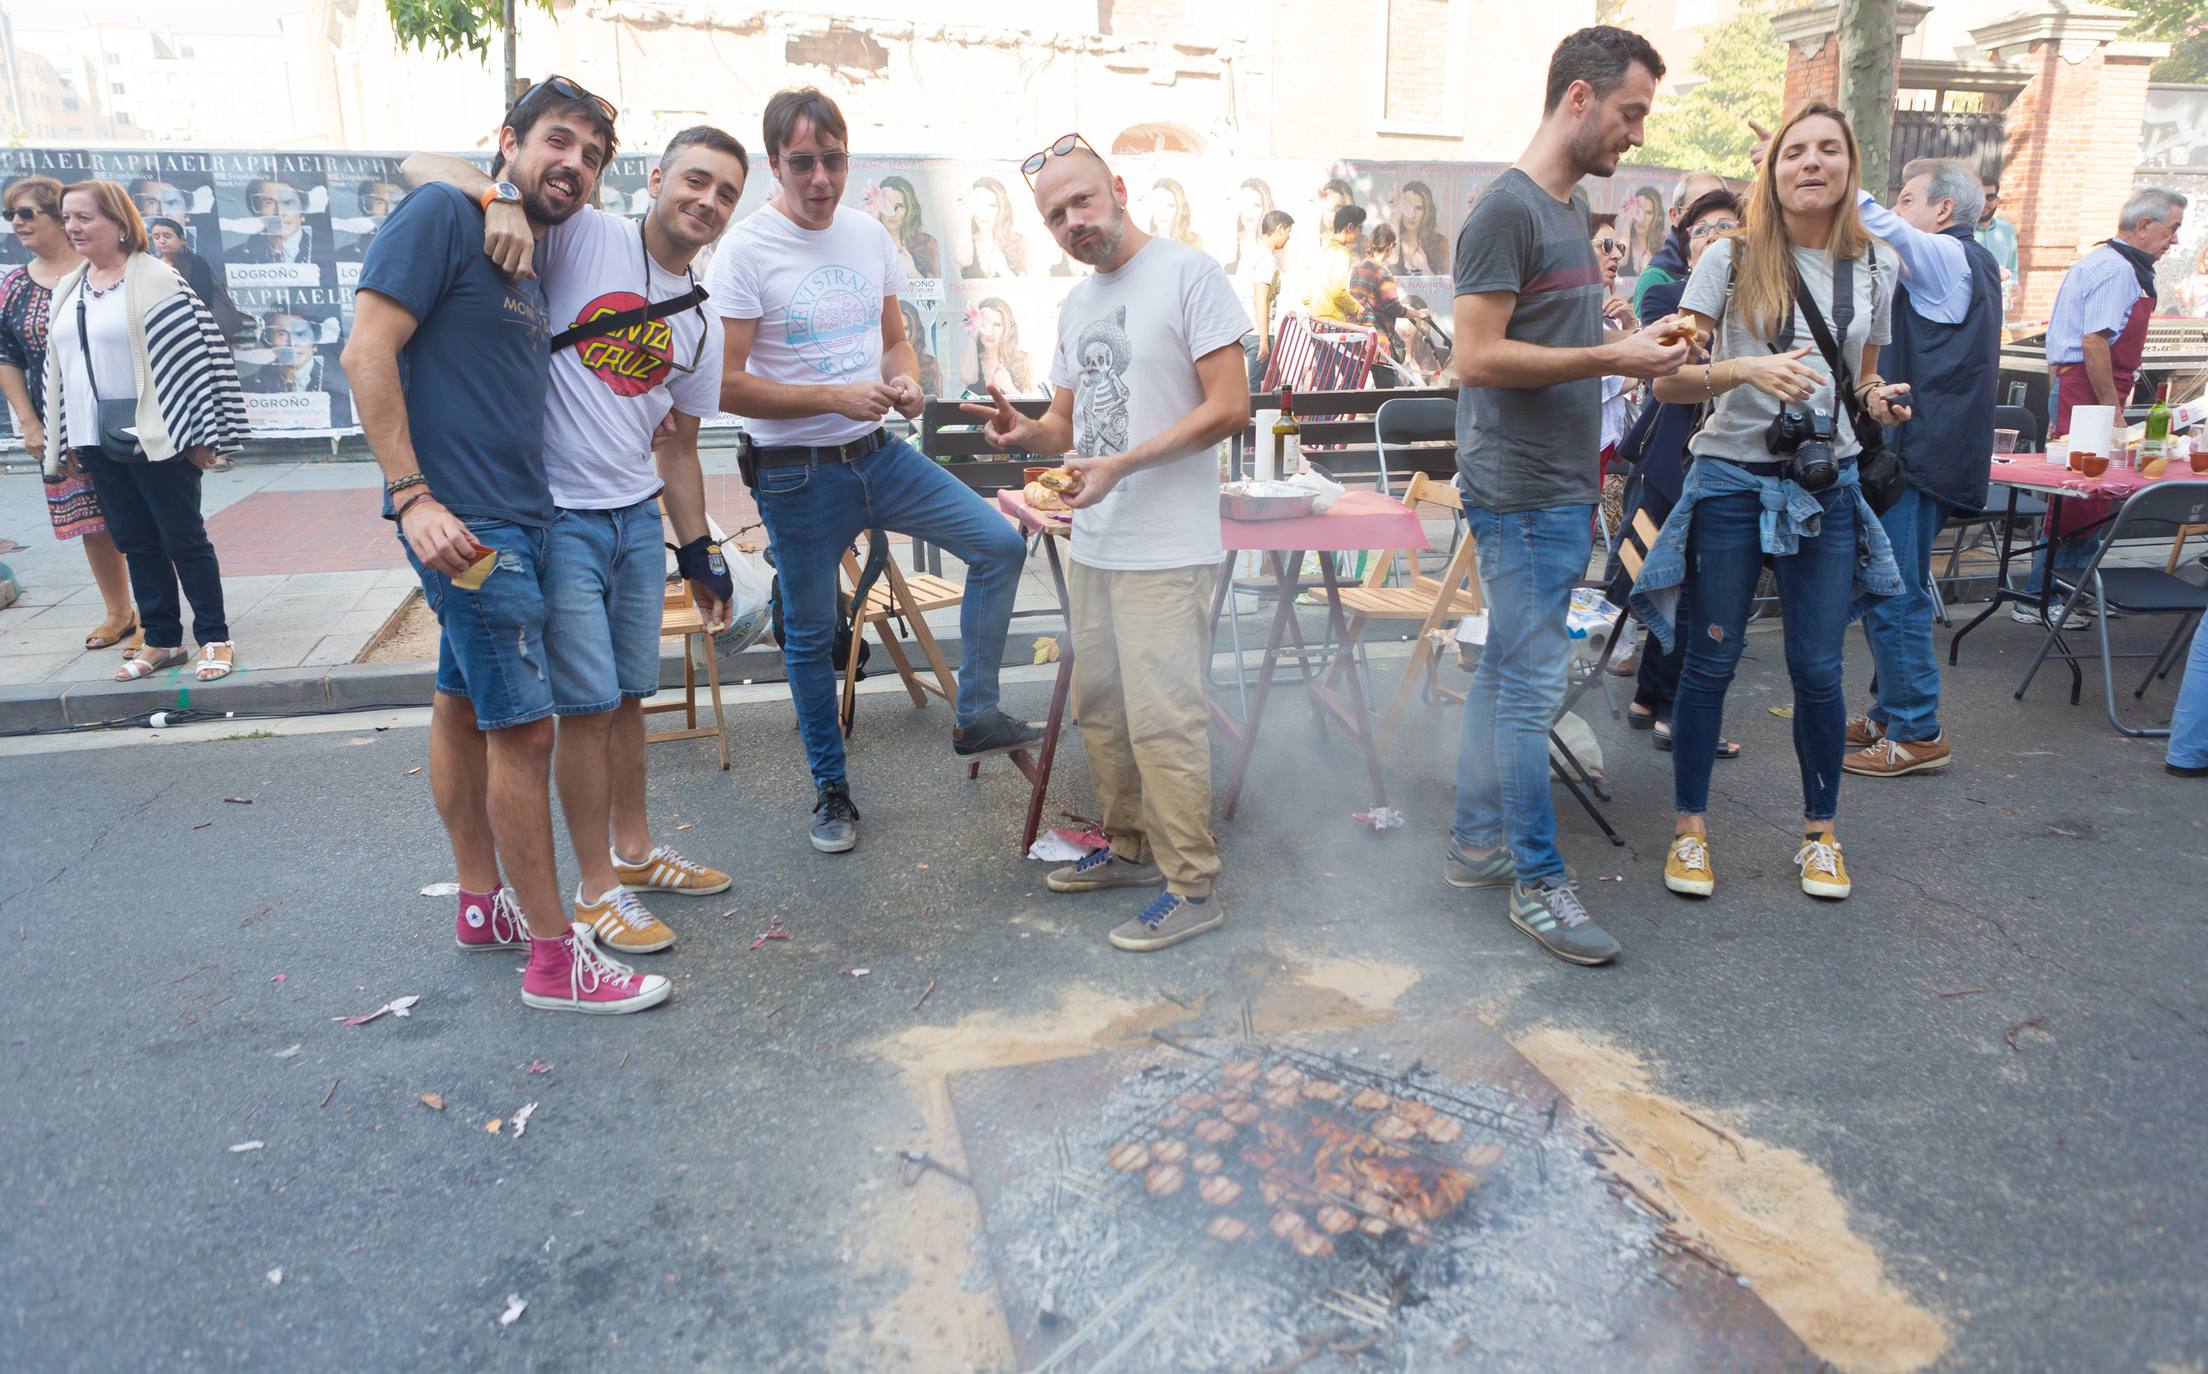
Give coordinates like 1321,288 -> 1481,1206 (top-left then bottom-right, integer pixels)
394,491 -> 436,522
672,534 -> 734,603
384,472 -> 428,497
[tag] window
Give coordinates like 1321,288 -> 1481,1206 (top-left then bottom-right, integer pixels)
1377,0 -> 1464,135
63,97 -> 79,112
111,82 -> 126,95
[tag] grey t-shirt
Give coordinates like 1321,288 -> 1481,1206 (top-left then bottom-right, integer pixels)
1678,237 -> 1894,467
1452,168 -> 1603,513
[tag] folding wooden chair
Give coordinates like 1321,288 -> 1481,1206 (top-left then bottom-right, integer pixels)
644,579 -> 731,770
838,533 -> 965,736
1322,471 -> 1483,742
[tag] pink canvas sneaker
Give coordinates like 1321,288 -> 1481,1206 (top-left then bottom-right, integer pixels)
521,924 -> 671,1015
456,886 -> 528,952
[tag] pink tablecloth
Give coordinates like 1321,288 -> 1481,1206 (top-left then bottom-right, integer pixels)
997,486 -> 1429,555
1989,456 -> 2208,499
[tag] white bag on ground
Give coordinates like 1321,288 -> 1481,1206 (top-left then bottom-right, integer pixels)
1550,710 -> 1605,782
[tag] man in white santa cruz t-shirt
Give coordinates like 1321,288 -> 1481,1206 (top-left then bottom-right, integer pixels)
965,135 -> 1252,953
709,87 -> 1037,857
401,126 -> 749,958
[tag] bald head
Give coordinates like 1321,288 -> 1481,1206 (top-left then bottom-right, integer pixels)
1033,146 -> 1141,270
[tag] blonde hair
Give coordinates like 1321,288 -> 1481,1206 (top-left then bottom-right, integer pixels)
1731,103 -> 1874,336
2,174 -> 64,219
61,180 -> 150,256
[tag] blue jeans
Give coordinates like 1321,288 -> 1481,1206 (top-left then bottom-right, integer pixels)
752,434 -> 1026,788
401,517 -> 555,732
2168,615 -> 2208,770
1451,503 -> 1593,883
1859,485 -> 1947,741
1672,484 -> 1856,822
543,499 -> 665,715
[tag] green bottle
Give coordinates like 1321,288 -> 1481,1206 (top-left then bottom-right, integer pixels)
2142,382 -> 2171,463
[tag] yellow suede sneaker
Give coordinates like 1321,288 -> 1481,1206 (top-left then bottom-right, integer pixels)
614,845 -> 731,896
575,886 -> 678,954
1663,833 -> 1715,897
1794,833 -> 1851,899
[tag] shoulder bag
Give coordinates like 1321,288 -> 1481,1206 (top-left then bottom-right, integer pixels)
76,282 -> 145,461
1789,249 -> 1904,514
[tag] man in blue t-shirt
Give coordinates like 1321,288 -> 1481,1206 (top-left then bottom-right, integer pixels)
342,77 -> 668,1016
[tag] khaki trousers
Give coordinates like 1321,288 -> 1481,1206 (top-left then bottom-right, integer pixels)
1067,559 -> 1220,897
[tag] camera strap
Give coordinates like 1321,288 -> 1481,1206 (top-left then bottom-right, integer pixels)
1789,252 -> 1873,434
548,285 -> 709,353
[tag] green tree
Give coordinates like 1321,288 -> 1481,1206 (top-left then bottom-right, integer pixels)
383,0 -> 552,61
2126,0 -> 2208,83
1633,0 -> 1785,179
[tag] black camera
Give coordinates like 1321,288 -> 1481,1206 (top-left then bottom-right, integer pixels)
1765,407 -> 1838,491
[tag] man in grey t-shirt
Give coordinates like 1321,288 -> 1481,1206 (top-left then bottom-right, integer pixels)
1446,25 -> 1689,968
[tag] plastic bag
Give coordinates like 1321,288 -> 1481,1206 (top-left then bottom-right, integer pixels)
712,544 -> 774,655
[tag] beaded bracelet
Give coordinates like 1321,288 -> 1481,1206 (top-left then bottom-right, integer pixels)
384,472 -> 429,497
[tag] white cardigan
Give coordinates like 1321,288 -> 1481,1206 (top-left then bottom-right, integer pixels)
42,252 -> 249,473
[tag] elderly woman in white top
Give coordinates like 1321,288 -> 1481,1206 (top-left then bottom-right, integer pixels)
41,180 -> 250,681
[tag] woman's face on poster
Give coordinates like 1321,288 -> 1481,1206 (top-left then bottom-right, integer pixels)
976,305 -> 1006,345
1237,185 -> 1265,232
1147,183 -> 1176,230
1397,189 -> 1425,229
877,186 -> 909,232
970,183 -> 999,228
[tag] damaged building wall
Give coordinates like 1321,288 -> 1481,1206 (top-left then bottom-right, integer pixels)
297,0 -> 1594,163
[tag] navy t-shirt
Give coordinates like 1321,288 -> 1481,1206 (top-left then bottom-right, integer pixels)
356,183 -> 553,527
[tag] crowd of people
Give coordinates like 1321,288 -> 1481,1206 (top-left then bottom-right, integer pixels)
4,27 -> 2202,1013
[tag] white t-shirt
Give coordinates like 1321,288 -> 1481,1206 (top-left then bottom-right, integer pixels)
705,204 -> 909,448
1048,238 -> 1251,572
59,282 -> 135,451
537,207 -> 723,509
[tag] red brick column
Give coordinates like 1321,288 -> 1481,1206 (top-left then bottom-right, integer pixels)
1983,25 -> 2168,322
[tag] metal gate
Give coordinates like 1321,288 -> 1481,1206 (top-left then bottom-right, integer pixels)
1889,109 -> 2007,192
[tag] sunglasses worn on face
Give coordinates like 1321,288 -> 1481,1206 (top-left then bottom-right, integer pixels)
1593,237 -> 1625,254
1688,220 -> 1740,240
6,206 -> 40,223
775,151 -> 847,177
1021,132 -> 1097,188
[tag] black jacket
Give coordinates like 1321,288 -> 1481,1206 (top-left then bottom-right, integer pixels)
1884,225 -> 2001,512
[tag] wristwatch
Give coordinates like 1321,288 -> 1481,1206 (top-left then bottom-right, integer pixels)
480,181 -> 522,213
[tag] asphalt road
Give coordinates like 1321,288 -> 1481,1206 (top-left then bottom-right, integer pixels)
3,610 -> 2203,1372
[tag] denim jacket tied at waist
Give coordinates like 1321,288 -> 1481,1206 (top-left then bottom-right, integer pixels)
1627,454 -> 1904,653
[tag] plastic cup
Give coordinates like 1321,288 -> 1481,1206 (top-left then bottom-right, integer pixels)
1994,428 -> 2019,455
2079,455 -> 2109,478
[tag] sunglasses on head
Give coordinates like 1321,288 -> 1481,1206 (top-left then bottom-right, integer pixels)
774,150 -> 848,176
1021,132 -> 1097,188
514,74 -> 616,126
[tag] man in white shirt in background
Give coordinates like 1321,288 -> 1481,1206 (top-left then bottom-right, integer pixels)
712,88 -> 1038,857
964,135 -> 1251,952
401,126 -> 751,953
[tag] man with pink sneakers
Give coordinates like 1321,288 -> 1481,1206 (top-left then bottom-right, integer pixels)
342,77 -> 667,1013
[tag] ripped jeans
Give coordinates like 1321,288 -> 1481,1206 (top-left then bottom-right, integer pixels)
1670,485 -> 1856,822
400,516 -> 555,731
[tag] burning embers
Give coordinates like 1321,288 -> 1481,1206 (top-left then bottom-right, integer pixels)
1103,1051 -> 1502,1261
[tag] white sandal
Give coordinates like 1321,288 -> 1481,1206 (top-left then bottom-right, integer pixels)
117,645 -> 189,681
194,641 -> 236,682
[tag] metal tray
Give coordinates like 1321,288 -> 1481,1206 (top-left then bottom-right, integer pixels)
1221,486 -> 1319,521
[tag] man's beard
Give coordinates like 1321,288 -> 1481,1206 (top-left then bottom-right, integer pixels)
1567,122 -> 1620,178
1068,210 -> 1127,266
522,187 -> 581,226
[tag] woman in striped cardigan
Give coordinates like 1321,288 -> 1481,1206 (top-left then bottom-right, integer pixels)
41,180 -> 250,682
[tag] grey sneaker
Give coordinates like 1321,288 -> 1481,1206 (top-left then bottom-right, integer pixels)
1047,848 -> 1165,893
1108,892 -> 1224,952
809,782 -> 859,854
1508,878 -> 1620,966
1444,840 -> 1515,890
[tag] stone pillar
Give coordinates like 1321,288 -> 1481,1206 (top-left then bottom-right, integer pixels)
1773,2 -> 1926,122
1973,6 -> 2169,322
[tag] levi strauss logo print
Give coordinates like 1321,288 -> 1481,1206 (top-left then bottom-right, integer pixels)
786,266 -> 877,376
570,291 -> 671,396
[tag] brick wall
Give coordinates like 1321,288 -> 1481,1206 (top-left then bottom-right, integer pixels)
1783,35 -> 1839,114
2000,41 -> 2161,322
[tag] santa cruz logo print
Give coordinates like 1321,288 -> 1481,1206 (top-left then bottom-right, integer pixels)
785,265 -> 877,376
569,291 -> 674,396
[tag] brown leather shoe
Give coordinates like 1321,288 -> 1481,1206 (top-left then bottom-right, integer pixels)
1845,714 -> 1886,748
1842,732 -> 1951,777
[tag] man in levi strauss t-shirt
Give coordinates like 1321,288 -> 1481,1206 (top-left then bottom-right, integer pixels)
708,87 -> 1036,857
402,126 -> 752,960
965,137 -> 1251,953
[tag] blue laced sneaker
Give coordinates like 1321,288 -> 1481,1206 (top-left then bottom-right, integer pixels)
1108,891 -> 1224,952
1046,847 -> 1164,894
1508,878 -> 1620,966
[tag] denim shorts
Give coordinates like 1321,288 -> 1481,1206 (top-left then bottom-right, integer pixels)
400,516 -> 555,732
542,499 -> 665,715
